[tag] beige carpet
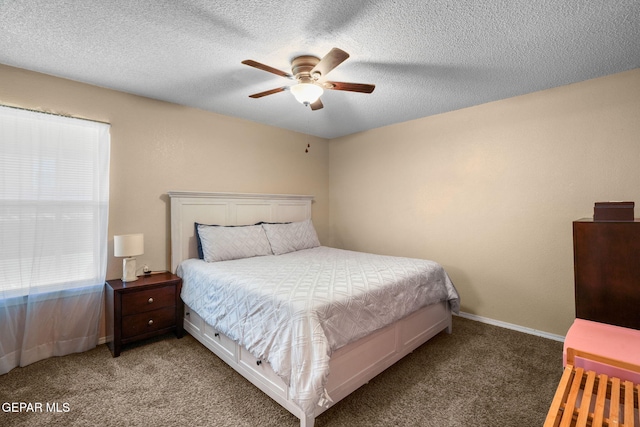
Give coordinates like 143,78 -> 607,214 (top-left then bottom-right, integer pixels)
0,316 -> 563,426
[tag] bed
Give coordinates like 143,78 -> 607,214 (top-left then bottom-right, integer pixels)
169,191 -> 460,427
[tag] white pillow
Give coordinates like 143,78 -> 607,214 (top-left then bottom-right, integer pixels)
262,219 -> 320,255
197,224 -> 272,262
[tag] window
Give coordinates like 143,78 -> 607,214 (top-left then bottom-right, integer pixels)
0,105 -> 110,296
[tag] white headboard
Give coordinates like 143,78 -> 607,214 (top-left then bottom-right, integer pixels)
168,191 -> 313,272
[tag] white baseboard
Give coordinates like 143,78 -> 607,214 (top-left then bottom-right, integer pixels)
456,311 -> 565,342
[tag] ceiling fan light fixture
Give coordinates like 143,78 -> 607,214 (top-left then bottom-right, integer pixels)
290,83 -> 323,106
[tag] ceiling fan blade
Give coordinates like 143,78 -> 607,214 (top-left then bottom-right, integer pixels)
311,48 -> 350,78
325,81 -> 375,93
248,87 -> 287,98
309,98 -> 323,111
242,60 -> 293,79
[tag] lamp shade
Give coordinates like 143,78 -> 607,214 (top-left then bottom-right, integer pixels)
290,83 -> 323,105
114,234 -> 144,257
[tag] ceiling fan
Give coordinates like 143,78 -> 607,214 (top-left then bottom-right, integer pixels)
241,48 -> 375,111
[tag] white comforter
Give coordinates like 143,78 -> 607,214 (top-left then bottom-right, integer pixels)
177,246 -> 459,416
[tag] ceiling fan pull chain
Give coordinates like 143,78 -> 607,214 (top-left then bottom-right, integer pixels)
305,114 -> 310,154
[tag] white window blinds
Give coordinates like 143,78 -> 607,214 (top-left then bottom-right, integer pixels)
0,106 -> 110,296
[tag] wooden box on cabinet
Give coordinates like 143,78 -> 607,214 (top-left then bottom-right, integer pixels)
593,201 -> 634,221
573,218 -> 640,330
105,272 -> 183,357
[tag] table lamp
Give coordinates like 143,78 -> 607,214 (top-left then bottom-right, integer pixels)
114,233 -> 144,282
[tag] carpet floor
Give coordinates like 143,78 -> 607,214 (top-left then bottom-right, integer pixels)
0,316 -> 563,426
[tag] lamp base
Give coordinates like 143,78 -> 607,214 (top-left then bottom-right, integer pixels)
121,257 -> 138,282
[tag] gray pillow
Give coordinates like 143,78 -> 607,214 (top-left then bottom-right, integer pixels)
197,224 -> 272,262
262,219 -> 320,255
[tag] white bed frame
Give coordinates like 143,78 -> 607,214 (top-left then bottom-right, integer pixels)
168,191 -> 452,427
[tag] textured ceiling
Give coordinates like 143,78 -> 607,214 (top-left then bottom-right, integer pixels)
1,0 -> 639,139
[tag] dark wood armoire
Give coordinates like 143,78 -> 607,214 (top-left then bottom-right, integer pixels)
573,218 -> 640,330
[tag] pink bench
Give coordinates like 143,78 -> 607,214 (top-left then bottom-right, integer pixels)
563,318 -> 640,384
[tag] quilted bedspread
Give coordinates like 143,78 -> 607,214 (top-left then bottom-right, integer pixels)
177,246 -> 459,416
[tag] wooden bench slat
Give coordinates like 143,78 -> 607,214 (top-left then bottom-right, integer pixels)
560,367 -> 584,427
576,370 -> 596,426
624,380 -> 634,427
610,376 -> 621,424
544,366 -> 577,427
593,373 -> 609,426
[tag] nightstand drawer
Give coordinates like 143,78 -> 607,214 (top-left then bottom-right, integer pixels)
121,285 -> 176,316
122,306 -> 176,339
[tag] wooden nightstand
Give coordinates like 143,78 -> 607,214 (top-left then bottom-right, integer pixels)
105,272 -> 183,357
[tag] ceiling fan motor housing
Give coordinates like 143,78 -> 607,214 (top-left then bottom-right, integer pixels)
292,56 -> 321,83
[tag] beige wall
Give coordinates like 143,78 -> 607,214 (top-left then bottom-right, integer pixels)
0,64 -> 330,338
329,68 -> 640,336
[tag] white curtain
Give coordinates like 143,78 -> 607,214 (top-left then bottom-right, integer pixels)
0,106 -> 110,375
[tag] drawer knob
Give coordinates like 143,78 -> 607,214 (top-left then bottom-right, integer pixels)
148,319 -> 154,326
148,297 -> 154,304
